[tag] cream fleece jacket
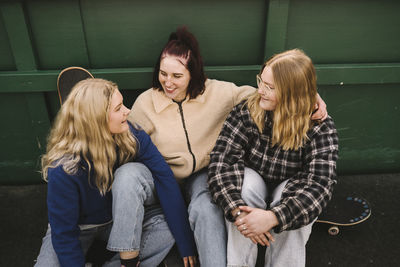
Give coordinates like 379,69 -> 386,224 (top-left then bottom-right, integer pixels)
128,79 -> 255,180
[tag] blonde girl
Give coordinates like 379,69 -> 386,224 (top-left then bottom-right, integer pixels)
208,49 -> 339,267
35,78 -> 195,267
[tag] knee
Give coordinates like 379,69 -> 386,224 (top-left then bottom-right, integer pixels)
273,222 -> 313,246
241,168 -> 267,208
270,180 -> 288,207
113,163 -> 152,191
189,193 -> 223,221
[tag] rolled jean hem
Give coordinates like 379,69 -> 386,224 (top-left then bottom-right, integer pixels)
106,246 -> 140,253
227,265 -> 248,267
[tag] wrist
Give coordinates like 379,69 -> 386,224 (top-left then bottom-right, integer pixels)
267,210 -> 279,227
231,208 -> 241,219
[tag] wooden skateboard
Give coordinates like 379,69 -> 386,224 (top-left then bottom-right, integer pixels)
316,196 -> 371,235
57,66 -> 94,104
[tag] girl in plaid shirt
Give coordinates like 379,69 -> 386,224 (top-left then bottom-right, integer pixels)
208,49 -> 339,267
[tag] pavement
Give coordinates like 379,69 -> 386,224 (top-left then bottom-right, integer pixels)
1,172 -> 399,266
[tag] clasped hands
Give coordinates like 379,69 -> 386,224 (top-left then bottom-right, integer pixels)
234,206 -> 279,247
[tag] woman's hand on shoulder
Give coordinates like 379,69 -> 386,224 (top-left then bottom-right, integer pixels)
183,255 -> 197,267
311,93 -> 328,121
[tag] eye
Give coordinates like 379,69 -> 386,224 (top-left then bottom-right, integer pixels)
115,104 -> 122,111
173,74 -> 182,79
160,71 -> 167,76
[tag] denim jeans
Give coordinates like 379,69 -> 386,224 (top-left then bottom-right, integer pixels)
183,169 -> 227,267
34,223 -> 120,267
226,168 -> 314,267
107,162 -> 175,267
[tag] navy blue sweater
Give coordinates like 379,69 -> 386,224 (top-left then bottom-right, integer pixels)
47,125 -> 196,266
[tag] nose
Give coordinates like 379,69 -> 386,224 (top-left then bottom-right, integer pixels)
165,78 -> 172,87
123,106 -> 130,115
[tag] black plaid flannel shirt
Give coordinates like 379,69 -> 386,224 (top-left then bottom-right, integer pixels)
208,102 -> 339,232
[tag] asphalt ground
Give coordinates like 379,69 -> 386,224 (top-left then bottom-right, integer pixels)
1,172 -> 399,266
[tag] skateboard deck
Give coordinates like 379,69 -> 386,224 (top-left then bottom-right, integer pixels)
316,196 -> 371,235
57,66 -> 94,105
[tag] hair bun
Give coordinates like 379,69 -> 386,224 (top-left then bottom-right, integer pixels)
168,32 -> 179,41
174,26 -> 200,54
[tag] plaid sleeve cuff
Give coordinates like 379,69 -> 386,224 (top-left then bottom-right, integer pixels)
270,203 -> 292,233
224,197 -> 247,222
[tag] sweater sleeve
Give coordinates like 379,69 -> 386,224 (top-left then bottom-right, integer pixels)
131,125 -> 196,257
231,83 -> 256,106
128,92 -> 155,135
208,105 -> 248,221
47,166 -> 84,267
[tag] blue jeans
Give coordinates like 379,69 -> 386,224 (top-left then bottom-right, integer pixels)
107,162 -> 174,267
184,169 -> 227,267
226,168 -> 314,267
34,223 -> 120,267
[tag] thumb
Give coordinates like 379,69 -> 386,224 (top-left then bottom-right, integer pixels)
239,206 -> 253,212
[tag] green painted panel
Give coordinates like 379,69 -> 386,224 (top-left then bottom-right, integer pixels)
25,0 -> 89,69
320,83 -> 400,174
0,93 -> 47,184
1,2 -> 37,71
2,63 -> 400,93
1,0 -> 400,185
44,91 -> 61,123
286,0 -> 400,64
264,0 -> 290,59
81,0 -> 266,68
0,11 -> 16,71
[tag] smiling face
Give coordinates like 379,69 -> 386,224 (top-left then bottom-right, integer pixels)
108,89 -> 130,134
158,55 -> 191,101
258,66 -> 278,111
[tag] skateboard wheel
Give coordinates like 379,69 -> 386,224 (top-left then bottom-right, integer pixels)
328,226 -> 339,235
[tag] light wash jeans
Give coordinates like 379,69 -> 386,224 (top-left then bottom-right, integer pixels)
183,169 -> 227,267
34,223 -> 120,267
107,162 -> 175,267
226,168 -> 314,267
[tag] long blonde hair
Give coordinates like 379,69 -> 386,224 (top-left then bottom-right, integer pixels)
42,78 -> 137,195
247,49 -> 317,150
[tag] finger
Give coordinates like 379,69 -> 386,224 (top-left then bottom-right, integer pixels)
253,234 -> 265,246
239,206 -> 252,212
243,229 -> 256,237
183,257 -> 188,267
311,108 -> 321,119
238,224 -> 248,232
265,231 -> 275,242
260,234 -> 271,247
189,256 -> 195,267
240,226 -> 250,236
235,217 -> 247,227
234,218 -> 243,227
322,110 -> 328,120
250,236 -> 258,244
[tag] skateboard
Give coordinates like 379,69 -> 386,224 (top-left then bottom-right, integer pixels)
57,66 -> 94,104
316,196 -> 371,235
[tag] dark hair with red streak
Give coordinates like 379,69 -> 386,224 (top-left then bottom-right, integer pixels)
152,26 -> 206,100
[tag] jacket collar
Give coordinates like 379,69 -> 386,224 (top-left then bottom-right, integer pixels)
152,88 -> 206,113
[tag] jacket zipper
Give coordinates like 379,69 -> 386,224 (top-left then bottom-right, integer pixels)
174,100 -> 196,173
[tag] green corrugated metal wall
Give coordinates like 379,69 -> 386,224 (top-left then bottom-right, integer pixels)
1,0 -> 399,184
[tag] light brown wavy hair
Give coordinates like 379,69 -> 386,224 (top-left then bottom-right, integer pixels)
41,78 -> 137,195
247,49 -> 317,150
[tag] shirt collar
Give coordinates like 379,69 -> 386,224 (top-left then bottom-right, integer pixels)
152,88 -> 205,113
